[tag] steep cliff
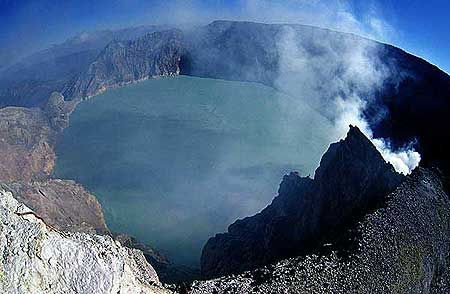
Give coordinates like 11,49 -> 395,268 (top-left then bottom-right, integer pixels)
201,126 -> 404,278
62,30 -> 186,100
0,189 -> 169,294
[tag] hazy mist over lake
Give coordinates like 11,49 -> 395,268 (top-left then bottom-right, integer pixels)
55,76 -> 334,265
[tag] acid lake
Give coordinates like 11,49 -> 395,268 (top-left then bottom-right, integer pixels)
55,76 -> 335,266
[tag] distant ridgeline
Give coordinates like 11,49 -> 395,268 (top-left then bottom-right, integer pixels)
1,20 -> 449,187
0,21 -> 450,183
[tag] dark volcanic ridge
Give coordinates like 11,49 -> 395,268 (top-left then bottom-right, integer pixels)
191,126 -> 450,293
200,126 -> 405,279
191,167 -> 450,293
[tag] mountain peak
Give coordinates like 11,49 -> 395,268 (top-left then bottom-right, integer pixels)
314,125 -> 390,180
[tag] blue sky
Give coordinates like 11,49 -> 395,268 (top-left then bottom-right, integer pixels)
0,0 -> 449,73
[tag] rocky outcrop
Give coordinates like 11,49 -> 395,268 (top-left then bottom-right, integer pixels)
43,92 -> 77,131
0,189 -> 169,294
192,167 -> 450,293
0,107 -> 55,182
1,179 -> 109,235
0,102 -> 110,235
62,30 -> 186,100
201,126 -> 404,278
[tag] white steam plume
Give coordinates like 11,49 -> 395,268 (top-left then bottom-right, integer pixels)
273,5 -> 420,175
334,96 -> 421,175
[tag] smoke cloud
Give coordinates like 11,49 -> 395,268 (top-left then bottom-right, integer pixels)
268,2 -> 420,175
333,95 -> 421,175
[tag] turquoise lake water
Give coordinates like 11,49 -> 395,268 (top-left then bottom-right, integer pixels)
54,76 -> 335,266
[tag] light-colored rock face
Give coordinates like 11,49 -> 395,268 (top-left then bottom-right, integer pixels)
0,190 -> 169,294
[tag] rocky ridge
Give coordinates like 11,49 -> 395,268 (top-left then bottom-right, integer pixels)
62,30 -> 186,100
43,92 -> 77,131
0,25 -> 168,108
201,126 -> 405,278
